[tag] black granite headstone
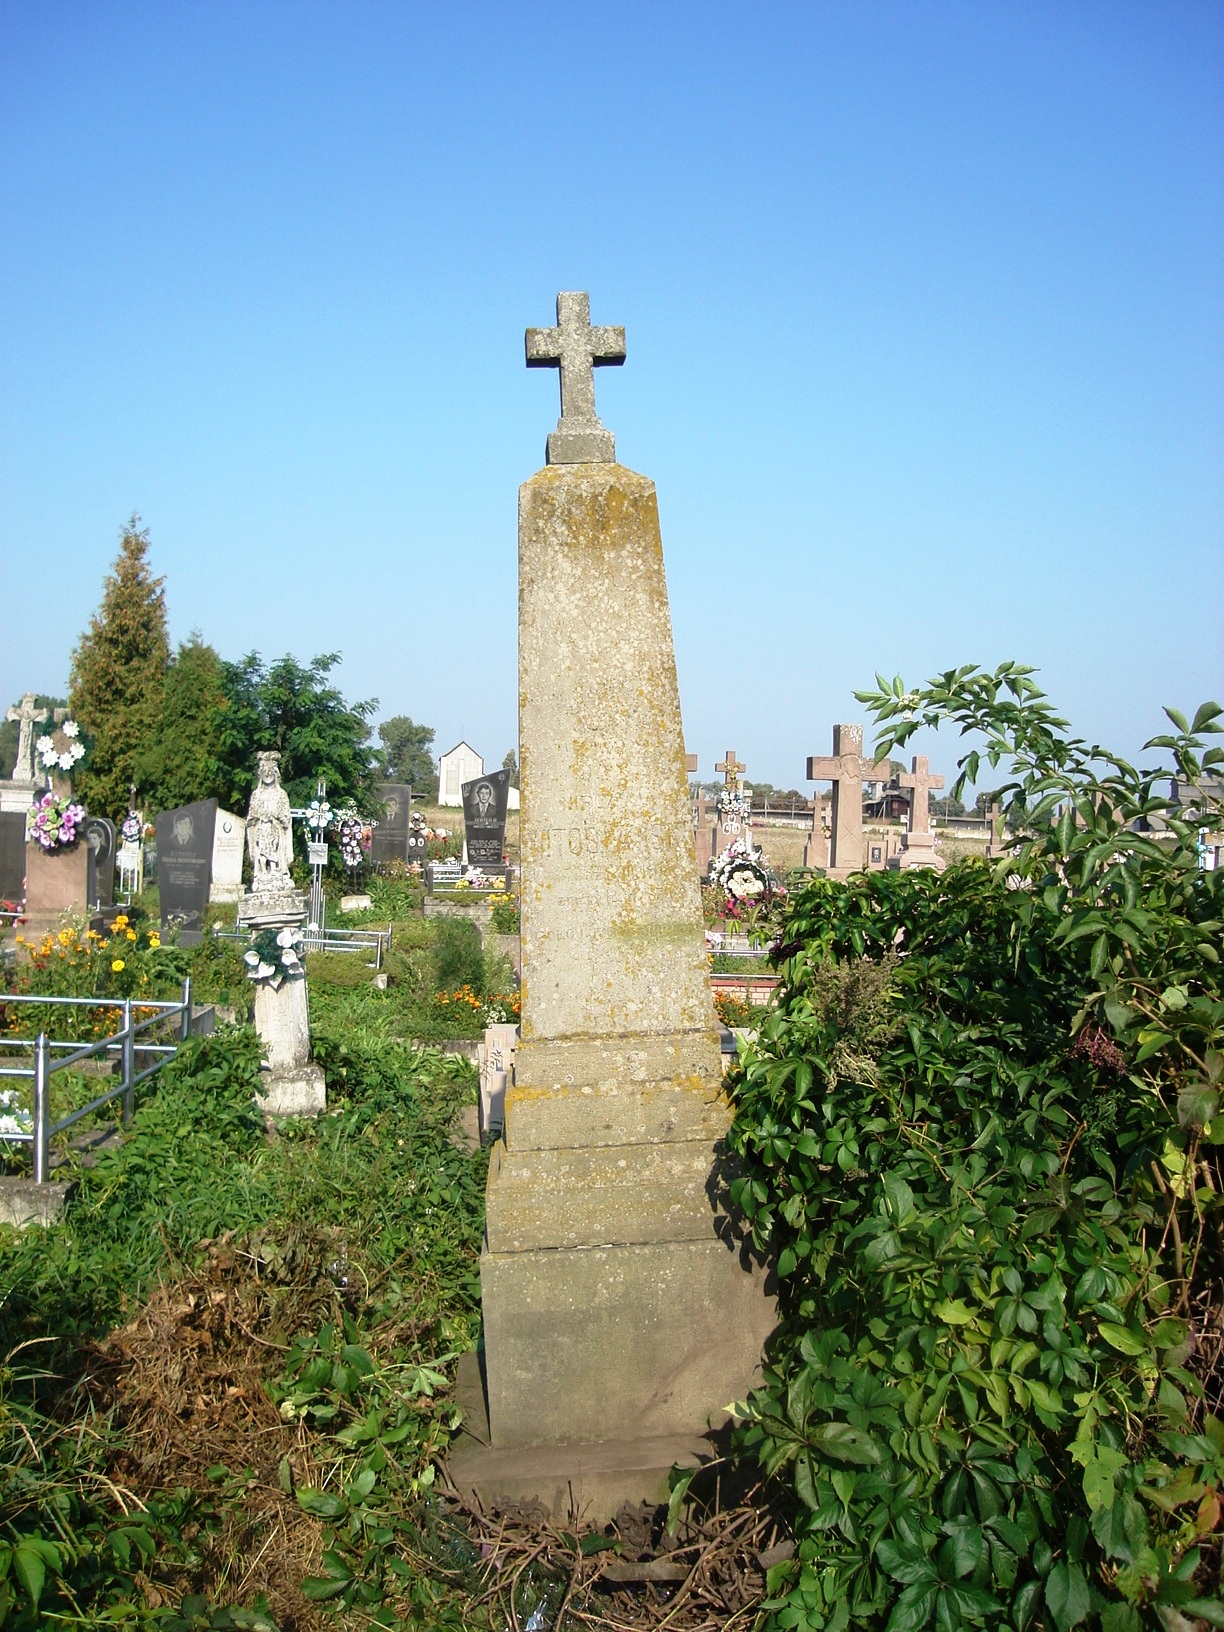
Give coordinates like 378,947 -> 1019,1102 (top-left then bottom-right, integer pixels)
84,816 -> 116,908
0,811 -> 26,904
370,783 -> 411,867
462,768 -> 512,868
155,799 -> 217,946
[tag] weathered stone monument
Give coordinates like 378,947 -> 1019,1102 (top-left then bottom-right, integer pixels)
239,753 -> 325,1117
5,693 -> 47,787
889,754 -> 946,871
806,724 -> 891,879
1,694 -> 48,823
802,790 -> 830,870
454,293 -> 774,1519
209,807 -> 246,902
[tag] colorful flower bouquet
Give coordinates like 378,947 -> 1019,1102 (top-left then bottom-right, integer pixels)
244,927 -> 304,989
121,811 -> 143,843
26,791 -> 87,850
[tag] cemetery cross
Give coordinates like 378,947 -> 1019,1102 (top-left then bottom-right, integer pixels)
525,291 -> 626,464
807,723 -> 892,875
900,755 -> 944,836
289,778 -> 330,934
6,693 -> 48,784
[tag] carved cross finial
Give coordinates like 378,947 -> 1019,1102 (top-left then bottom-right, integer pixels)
6,692 -> 49,784
899,754 -> 944,837
716,751 -> 744,791
526,291 -> 626,465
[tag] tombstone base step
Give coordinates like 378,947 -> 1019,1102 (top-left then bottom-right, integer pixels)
447,1352 -> 717,1524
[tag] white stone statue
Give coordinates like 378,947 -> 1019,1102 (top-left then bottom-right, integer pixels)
246,751 -> 295,890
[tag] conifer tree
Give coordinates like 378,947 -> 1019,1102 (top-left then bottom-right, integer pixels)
69,516 -> 170,817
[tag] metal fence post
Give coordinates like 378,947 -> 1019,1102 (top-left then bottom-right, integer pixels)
122,998 -> 135,1127
181,976 -> 192,1042
32,1033 -> 50,1185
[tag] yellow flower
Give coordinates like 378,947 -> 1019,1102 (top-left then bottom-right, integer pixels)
125,929 -> 136,942
58,929 -> 73,946
112,914 -> 129,930
111,959 -> 125,972
148,933 -> 160,947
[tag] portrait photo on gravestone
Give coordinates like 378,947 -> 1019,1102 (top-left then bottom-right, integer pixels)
461,766 -> 511,868
154,798 -> 217,946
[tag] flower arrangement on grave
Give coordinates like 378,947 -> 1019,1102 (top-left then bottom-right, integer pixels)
35,718 -> 88,778
121,811 -> 143,843
243,927 -> 305,988
25,790 -> 87,851
717,785 -> 752,828
709,836 -> 771,901
332,806 -> 372,873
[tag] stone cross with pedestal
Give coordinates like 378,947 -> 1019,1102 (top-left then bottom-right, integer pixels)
890,755 -> 946,871
6,694 -> 48,785
453,293 -> 774,1522
806,724 -> 891,879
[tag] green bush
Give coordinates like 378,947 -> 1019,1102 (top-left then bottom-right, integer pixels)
728,670 -> 1223,1631
432,918 -> 485,996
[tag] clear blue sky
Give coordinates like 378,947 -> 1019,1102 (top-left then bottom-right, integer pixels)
2,2 -> 1220,793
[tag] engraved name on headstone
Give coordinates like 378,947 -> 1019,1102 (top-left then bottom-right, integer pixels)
461,767 -> 512,868
155,799 -> 217,946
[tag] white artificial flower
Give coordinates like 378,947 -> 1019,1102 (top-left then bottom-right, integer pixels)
57,752 -> 75,771
62,720 -> 79,738
276,928 -> 298,947
244,950 -> 261,967
257,961 -> 276,979
70,741 -> 85,761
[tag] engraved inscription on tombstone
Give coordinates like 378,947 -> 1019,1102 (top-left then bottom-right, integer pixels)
155,799 -> 218,946
370,783 -> 411,867
461,767 -> 512,868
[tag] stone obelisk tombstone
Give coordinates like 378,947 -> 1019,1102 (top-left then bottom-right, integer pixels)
456,293 -> 774,1520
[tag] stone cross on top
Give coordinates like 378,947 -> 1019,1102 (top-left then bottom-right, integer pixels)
900,755 -> 944,838
716,751 -> 744,792
526,291 -> 626,466
6,692 -> 48,784
807,723 -> 891,877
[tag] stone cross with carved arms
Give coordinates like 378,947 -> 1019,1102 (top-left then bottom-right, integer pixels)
806,723 -> 891,878
892,754 -> 946,871
716,751 -> 744,793
525,291 -> 626,465
6,693 -> 48,784
900,754 -> 944,838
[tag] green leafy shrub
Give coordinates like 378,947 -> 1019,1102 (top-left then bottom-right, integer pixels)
728,670 -> 1223,1631
432,917 -> 485,996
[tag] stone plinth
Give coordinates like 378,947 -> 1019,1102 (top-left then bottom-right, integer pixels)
253,975 -> 326,1117
473,462 -> 774,1499
245,889 -> 326,1119
20,841 -> 90,952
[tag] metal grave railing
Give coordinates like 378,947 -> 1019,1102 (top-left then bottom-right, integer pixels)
0,979 -> 194,1184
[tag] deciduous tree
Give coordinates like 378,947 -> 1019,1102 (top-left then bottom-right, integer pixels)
378,715 -> 438,800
